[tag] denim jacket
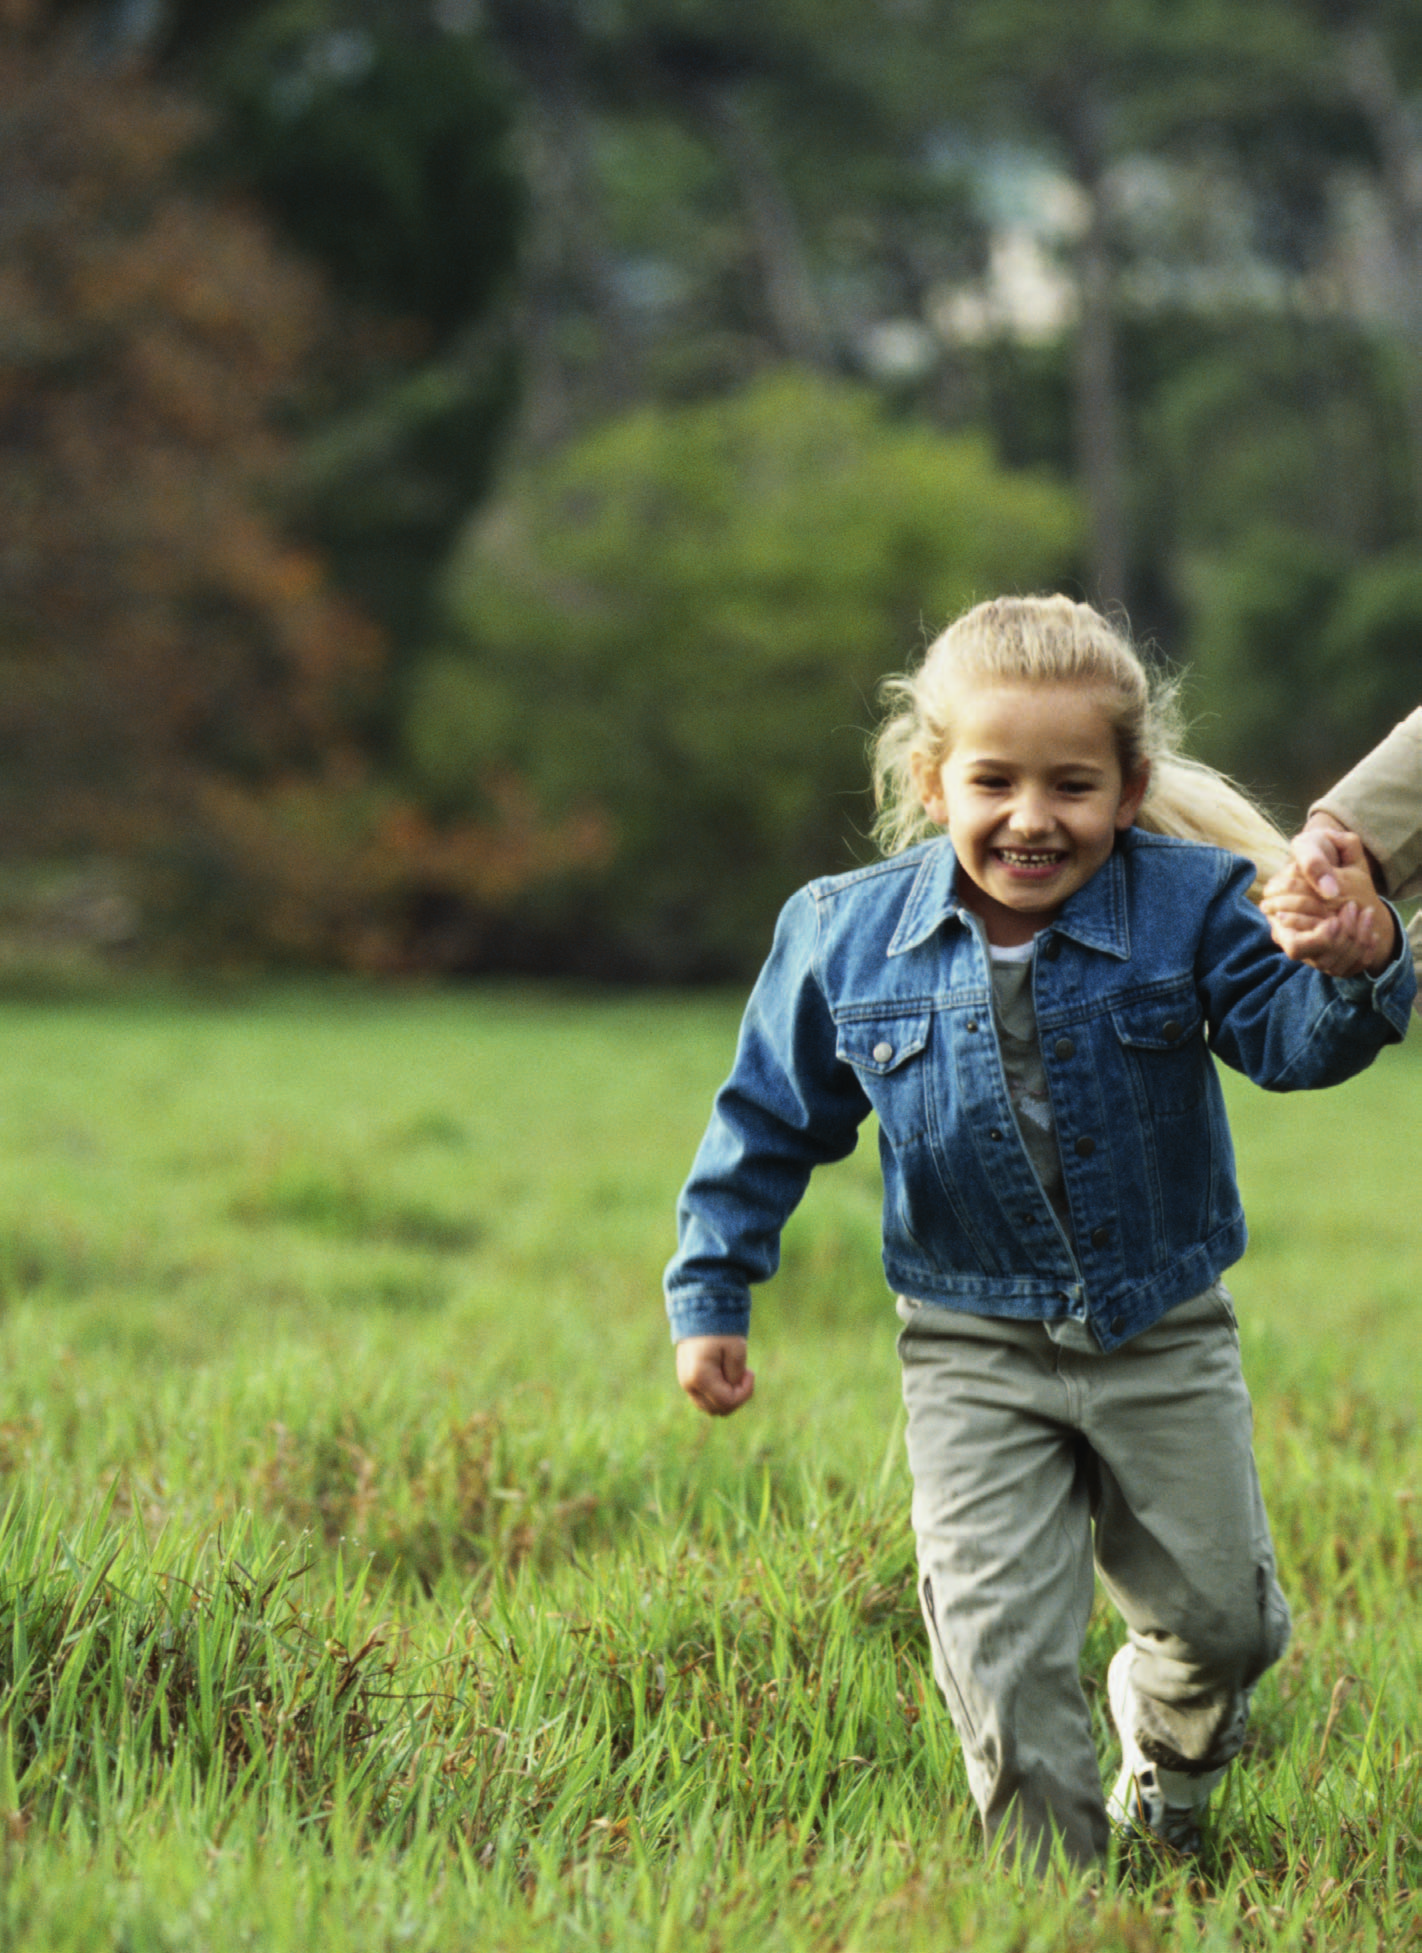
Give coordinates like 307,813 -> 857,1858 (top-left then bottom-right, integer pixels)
665,828 -> 1416,1353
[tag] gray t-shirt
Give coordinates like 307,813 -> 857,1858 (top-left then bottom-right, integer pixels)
990,942 -> 1099,1352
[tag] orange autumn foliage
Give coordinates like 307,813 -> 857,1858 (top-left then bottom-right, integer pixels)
0,9 -> 599,969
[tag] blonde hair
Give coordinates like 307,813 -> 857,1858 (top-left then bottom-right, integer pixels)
871,594 -> 1289,898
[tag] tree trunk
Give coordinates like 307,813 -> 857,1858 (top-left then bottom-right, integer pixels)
1343,21 -> 1422,535
1073,171 -> 1127,611
695,84 -> 834,369
484,0 -> 645,444
1061,84 -> 1128,613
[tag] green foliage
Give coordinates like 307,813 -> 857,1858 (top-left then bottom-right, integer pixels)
1116,310 -> 1421,806
1320,549 -> 1422,737
430,367 -> 1080,975
286,337 -> 526,651
208,20 -> 525,334
0,990 -> 1418,1946
1179,530 -> 1422,807
165,9 -> 529,651
1176,526 -> 1353,801
1141,318 -> 1409,561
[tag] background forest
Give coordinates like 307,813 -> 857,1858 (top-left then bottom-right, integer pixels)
5,0 -> 1422,981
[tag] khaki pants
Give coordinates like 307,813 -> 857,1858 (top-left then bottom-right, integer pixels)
897,1285 -> 1291,1870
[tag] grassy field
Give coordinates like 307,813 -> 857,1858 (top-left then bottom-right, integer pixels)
0,983 -> 1417,1950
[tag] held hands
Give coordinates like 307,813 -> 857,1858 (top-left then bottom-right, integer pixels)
1261,820 -> 1397,977
676,1334 -> 755,1416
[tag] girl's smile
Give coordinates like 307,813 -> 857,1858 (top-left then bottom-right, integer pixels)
911,679 -> 1150,946
996,846 -> 1066,874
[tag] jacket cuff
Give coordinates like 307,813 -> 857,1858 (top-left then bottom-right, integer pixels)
665,1289 -> 752,1344
1332,900 -> 1418,1032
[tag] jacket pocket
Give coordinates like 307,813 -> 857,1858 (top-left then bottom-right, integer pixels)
1109,987 -> 1207,1115
834,1012 -> 930,1075
835,1012 -> 931,1141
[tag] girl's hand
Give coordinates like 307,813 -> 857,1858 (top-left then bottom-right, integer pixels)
1262,881 -> 1377,975
675,1335 -> 755,1416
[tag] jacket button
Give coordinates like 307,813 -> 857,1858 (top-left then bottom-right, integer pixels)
1054,1036 -> 1074,1060
872,1041 -> 894,1063
1162,1019 -> 1183,1042
965,1018 -> 979,1033
1090,1225 -> 1111,1249
1075,1135 -> 1095,1158
989,1127 -> 1003,1142
1043,936 -> 1062,960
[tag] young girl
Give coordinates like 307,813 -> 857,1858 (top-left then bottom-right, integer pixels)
665,596 -> 1415,1873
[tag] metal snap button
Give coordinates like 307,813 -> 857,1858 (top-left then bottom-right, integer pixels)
1075,1135 -> 1096,1158
1054,1036 -> 1075,1060
1162,1019 -> 1183,1042
872,1041 -> 894,1063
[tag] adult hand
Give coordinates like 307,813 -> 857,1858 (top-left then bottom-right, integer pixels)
1261,877 -> 1377,976
675,1334 -> 755,1416
1288,815 -> 1363,902
1262,828 -> 1395,977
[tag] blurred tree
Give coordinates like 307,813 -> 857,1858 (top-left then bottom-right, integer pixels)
40,0 -> 531,663
0,14 -> 369,839
1179,525 -> 1422,810
179,3 -> 528,664
1318,0 -> 1422,528
470,0 -> 1408,633
1142,311 -> 1420,806
0,6 -> 601,969
430,368 -> 1081,977
884,0 -> 1356,613
479,0 -> 987,435
13,0 -> 1417,979
1141,319 -> 1408,565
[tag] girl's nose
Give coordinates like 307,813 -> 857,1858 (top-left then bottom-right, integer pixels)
1009,793 -> 1053,836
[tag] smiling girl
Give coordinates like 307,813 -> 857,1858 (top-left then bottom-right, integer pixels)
665,595 -> 1414,1873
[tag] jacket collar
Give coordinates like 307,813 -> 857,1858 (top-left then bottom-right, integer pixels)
886,831 -> 1135,960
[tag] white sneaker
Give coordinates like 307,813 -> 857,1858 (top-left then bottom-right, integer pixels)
1106,1645 -> 1221,1857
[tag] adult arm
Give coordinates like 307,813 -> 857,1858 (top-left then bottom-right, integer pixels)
1275,709 -> 1422,996
1309,707 -> 1422,902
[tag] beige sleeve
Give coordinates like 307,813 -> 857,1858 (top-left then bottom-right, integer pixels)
1311,707 -> 1422,903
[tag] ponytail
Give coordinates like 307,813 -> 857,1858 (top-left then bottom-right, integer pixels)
1139,759 -> 1290,901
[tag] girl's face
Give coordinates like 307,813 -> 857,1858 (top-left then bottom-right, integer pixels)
911,678 -> 1149,946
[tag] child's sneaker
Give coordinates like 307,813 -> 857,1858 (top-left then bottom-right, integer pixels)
1106,1645 -> 1221,1858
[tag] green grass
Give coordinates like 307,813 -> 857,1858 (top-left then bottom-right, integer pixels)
0,984 -> 1418,1949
